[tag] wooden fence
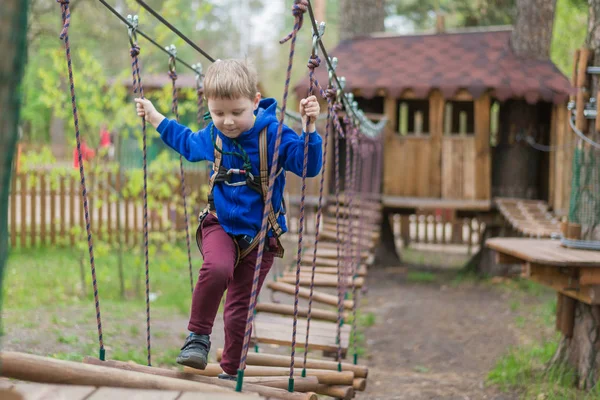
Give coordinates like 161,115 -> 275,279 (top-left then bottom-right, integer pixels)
8,170 -> 208,248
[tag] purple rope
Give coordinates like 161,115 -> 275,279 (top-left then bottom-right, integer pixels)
168,57 -> 194,295
56,0 -> 105,360
302,61 -> 336,374
350,133 -> 364,363
237,1 -> 307,388
130,41 -> 152,367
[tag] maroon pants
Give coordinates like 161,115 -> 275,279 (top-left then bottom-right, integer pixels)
189,214 -> 275,375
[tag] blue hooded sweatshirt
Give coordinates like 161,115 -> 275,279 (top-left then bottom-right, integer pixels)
156,98 -> 323,239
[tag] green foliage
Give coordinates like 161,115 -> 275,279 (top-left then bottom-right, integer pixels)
388,0 -> 515,30
406,270 -> 437,283
551,0 -> 588,76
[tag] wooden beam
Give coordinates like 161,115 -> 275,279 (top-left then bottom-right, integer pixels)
0,352 -> 235,395
495,251 -> 524,265
560,295 -> 576,338
184,364 -> 354,386
579,268 -> 600,286
526,263 -> 600,305
82,358 -> 317,399
266,282 -> 354,309
255,303 -> 345,322
216,350 -> 368,379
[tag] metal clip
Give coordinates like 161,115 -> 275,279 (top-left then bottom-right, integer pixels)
328,56 -> 338,87
192,63 -> 204,90
336,76 -> 346,100
166,44 -> 177,73
311,21 -> 326,57
127,14 -> 139,48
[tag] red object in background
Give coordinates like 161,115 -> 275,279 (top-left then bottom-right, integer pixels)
72,142 -> 96,168
100,129 -> 111,148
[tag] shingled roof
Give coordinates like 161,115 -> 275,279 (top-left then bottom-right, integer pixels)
295,28 -> 571,104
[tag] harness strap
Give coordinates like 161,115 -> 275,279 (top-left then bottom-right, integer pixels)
259,128 -> 284,238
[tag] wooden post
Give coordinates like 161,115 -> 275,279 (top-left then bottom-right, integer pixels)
30,171 -> 37,247
10,172 -> 16,248
69,177 -> 76,246
576,48 -> 590,132
50,174 -> 57,245
20,173 -> 26,247
40,173 -> 47,246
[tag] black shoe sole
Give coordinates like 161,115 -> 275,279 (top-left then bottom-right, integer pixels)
176,354 -> 208,370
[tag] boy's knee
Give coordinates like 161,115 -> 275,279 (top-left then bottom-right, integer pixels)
200,260 -> 234,284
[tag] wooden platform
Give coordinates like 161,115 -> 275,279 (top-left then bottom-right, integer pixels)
252,313 -> 350,356
0,380 -> 258,400
382,196 -> 492,211
486,238 -> 600,267
495,198 -> 561,238
487,238 -> 600,305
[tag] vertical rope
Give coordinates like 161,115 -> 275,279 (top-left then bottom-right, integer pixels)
237,0 -> 308,393
289,13 -> 316,393
129,35 -> 151,367
168,54 -> 194,295
56,0 -> 105,361
302,83 -> 336,377
350,135 -> 365,365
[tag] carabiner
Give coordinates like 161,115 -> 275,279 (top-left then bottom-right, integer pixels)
311,21 -> 326,57
165,44 -> 177,73
328,56 -> 338,87
127,14 -> 139,48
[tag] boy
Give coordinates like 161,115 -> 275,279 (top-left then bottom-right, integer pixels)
134,59 -> 322,379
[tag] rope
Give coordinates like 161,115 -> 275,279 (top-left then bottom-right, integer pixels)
56,0 -> 105,362
167,52 -> 194,295
128,25 -> 152,367
288,25 -> 321,392
237,1 -> 307,393
302,79 -> 336,378
210,126 -> 253,171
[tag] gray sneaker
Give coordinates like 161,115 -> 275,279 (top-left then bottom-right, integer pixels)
176,333 -> 210,370
218,372 -> 237,381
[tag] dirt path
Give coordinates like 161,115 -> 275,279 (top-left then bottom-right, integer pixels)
356,266 -> 538,400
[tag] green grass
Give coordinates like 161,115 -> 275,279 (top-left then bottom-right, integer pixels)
406,271 -> 436,283
4,245 -> 200,314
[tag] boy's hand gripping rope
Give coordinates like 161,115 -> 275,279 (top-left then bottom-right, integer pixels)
127,14 -> 152,367
166,45 -> 194,295
56,0 -> 105,362
237,0 -> 308,393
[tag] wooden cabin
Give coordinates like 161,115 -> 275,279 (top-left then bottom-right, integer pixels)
294,27 -> 573,217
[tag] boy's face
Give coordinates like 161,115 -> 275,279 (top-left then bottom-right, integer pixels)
208,93 -> 261,138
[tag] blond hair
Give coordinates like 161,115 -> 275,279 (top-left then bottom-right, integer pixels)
203,59 -> 258,100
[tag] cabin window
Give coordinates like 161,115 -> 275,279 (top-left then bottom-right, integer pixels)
443,101 -> 474,135
396,100 -> 429,136
490,100 -> 500,147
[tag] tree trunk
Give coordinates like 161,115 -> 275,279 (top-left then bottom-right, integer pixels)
511,0 -> 557,59
550,301 -> 600,389
339,0 -> 386,41
374,209 -> 401,266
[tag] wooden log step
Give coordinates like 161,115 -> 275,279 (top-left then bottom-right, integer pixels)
266,281 -> 354,310
301,256 -> 367,270
322,216 -> 379,229
0,351 -> 237,395
320,224 -> 380,239
317,230 -> 376,247
255,302 -> 347,322
298,264 -> 368,277
326,206 -> 381,220
184,364 -> 354,386
279,273 -> 365,288
301,247 -> 370,260
215,350 -> 368,378
251,314 -> 350,356
82,357 -> 316,399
